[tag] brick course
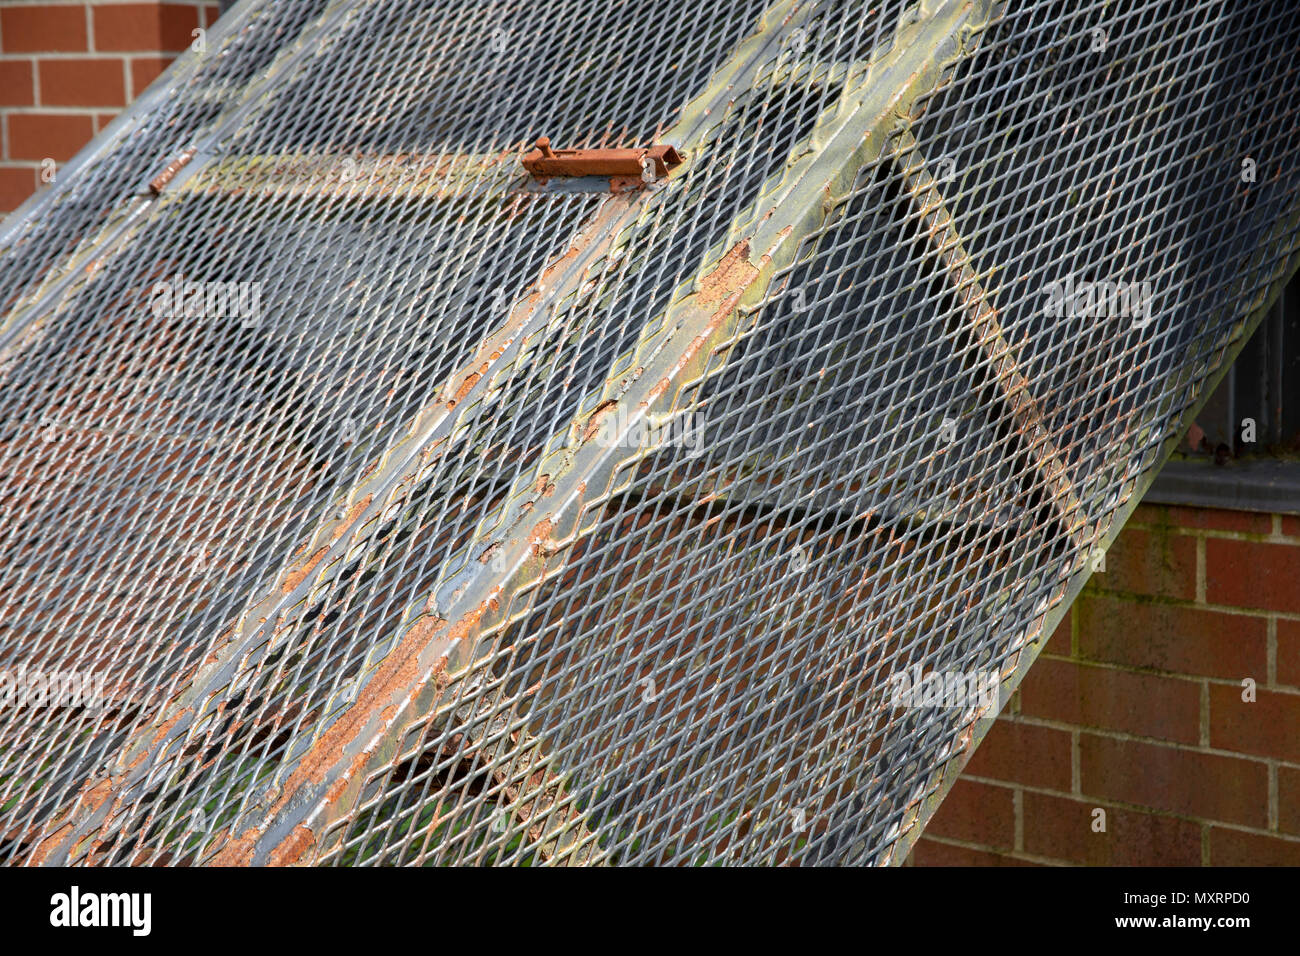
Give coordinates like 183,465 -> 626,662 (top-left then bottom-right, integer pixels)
93,3 -> 202,53
1022,791 -> 1202,866
913,502 -> 1300,866
7,111 -> 96,160
0,0 -> 218,212
0,5 -> 88,53
37,57 -> 127,106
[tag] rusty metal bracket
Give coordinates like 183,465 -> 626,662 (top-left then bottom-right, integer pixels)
147,146 -> 199,195
521,137 -> 683,186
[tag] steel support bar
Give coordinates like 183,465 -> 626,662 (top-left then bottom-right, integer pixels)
884,178 -> 1300,866
890,127 -> 1092,551
179,152 -> 520,201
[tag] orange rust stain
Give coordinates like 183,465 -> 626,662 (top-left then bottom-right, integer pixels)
451,362 -> 490,406
36,179 -> 646,871
529,519 -> 558,558
24,779 -> 104,864
286,495 -> 371,565
26,732 -> 163,862
582,401 -> 620,444
124,707 -> 192,773
212,609 -> 466,865
429,604 -> 492,671
200,622 -> 240,668
266,826 -> 317,866
529,518 -> 554,548
697,240 -> 758,309
647,240 -> 766,413
647,243 -> 771,407
210,826 -> 258,867
280,495 -> 372,595
281,547 -> 329,596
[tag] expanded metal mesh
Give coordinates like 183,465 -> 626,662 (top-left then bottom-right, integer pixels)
1,0 -> 1297,866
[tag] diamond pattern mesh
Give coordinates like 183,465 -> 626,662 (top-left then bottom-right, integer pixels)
1,0 -> 1297,866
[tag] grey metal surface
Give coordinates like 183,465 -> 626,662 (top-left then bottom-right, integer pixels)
1144,458 -> 1300,516
1,0 -> 1298,866
1191,276 -> 1299,457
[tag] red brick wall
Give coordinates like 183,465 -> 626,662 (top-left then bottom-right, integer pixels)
912,502 -> 1300,866
0,1 -> 221,212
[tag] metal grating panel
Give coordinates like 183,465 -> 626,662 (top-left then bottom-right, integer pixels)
1,0 -> 1298,866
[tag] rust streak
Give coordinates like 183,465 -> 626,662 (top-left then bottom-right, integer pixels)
280,495 -> 373,595
697,240 -> 758,309
210,613 -> 449,864
581,400 -> 619,445
529,517 -> 554,557
449,363 -> 489,408
209,592 -> 513,865
148,147 -> 196,195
